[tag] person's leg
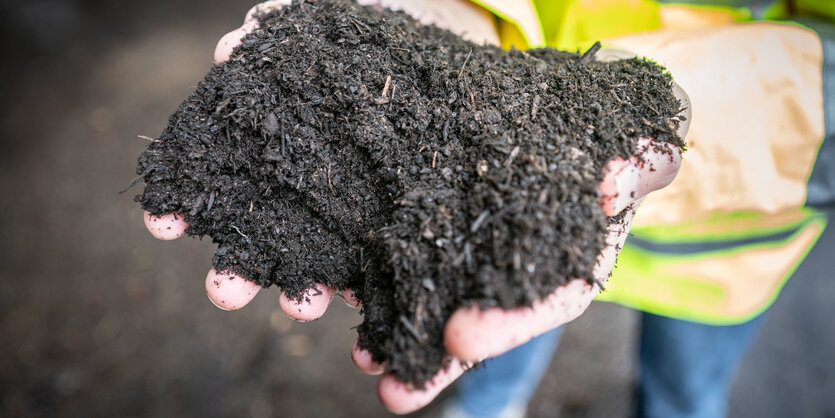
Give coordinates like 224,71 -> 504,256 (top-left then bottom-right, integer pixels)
446,327 -> 563,418
637,312 -> 765,418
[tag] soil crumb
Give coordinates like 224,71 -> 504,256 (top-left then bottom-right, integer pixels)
136,0 -> 683,385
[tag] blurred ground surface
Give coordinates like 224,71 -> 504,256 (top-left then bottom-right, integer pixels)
0,1 -> 833,417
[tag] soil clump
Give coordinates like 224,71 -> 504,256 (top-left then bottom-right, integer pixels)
135,0 -> 683,386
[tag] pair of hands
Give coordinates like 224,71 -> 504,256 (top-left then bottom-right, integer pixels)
144,1 -> 683,413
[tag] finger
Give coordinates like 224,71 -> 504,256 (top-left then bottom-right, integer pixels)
279,283 -> 337,321
214,0 -> 290,64
213,21 -> 258,64
444,279 -> 597,361
341,289 -> 361,308
377,360 -> 467,414
144,211 -> 188,240
351,339 -> 384,375
205,268 -> 261,310
599,137 -> 682,216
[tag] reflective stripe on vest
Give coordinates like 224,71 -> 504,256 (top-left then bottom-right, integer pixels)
597,210 -> 827,324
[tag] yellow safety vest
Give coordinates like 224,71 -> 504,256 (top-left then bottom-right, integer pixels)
469,0 -> 833,324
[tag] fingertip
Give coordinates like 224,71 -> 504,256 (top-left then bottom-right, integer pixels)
341,289 -> 361,308
377,374 -> 419,415
144,211 -> 188,240
635,137 -> 682,193
205,268 -> 261,310
352,339 -> 384,375
279,283 -> 336,321
213,20 -> 259,64
214,25 -> 249,64
215,0 -> 289,64
377,362 -> 464,414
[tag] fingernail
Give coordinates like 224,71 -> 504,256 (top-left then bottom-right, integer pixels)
614,164 -> 640,214
207,294 -> 231,311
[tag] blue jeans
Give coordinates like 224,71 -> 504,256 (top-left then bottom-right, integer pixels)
455,328 -> 563,417
454,311 -> 764,418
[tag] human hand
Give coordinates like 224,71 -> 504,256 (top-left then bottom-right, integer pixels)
355,45 -> 690,413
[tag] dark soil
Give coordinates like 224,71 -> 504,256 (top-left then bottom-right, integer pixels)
135,0 -> 683,386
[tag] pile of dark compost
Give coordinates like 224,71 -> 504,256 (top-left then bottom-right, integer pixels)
135,0 -> 683,386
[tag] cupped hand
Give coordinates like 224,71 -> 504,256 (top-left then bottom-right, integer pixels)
360,137 -> 682,414
145,2 -> 684,411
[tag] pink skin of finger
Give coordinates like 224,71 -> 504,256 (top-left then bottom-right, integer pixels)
352,339 -> 384,375
279,283 -> 338,321
599,137 -> 681,216
206,268 -> 261,311
341,289 -> 362,308
144,211 -> 188,240
377,360 -> 469,415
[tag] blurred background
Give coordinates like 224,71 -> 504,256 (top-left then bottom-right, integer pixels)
0,0 -> 833,417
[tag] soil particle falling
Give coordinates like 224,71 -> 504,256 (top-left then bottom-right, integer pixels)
135,0 -> 684,386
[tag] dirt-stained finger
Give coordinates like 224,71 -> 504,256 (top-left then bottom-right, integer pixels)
377,360 -> 467,414
144,211 -> 188,240
443,279 -> 597,362
279,283 -> 337,321
205,267 -> 261,310
599,137 -> 681,216
352,339 -> 384,375
340,289 -> 361,308
214,0 -> 291,64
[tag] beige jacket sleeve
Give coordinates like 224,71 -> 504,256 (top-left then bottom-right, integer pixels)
605,23 -> 825,226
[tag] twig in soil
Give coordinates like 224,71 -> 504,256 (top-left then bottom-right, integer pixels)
458,48 -> 472,79
382,75 -> 392,97
231,223 -> 250,242
470,210 -> 490,233
280,119 -> 286,156
577,41 -> 602,66
399,315 -> 424,342
389,84 -> 396,110
504,146 -> 520,167
349,16 -> 371,33
137,134 -> 160,142
531,95 -> 540,120
119,166 -> 152,194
